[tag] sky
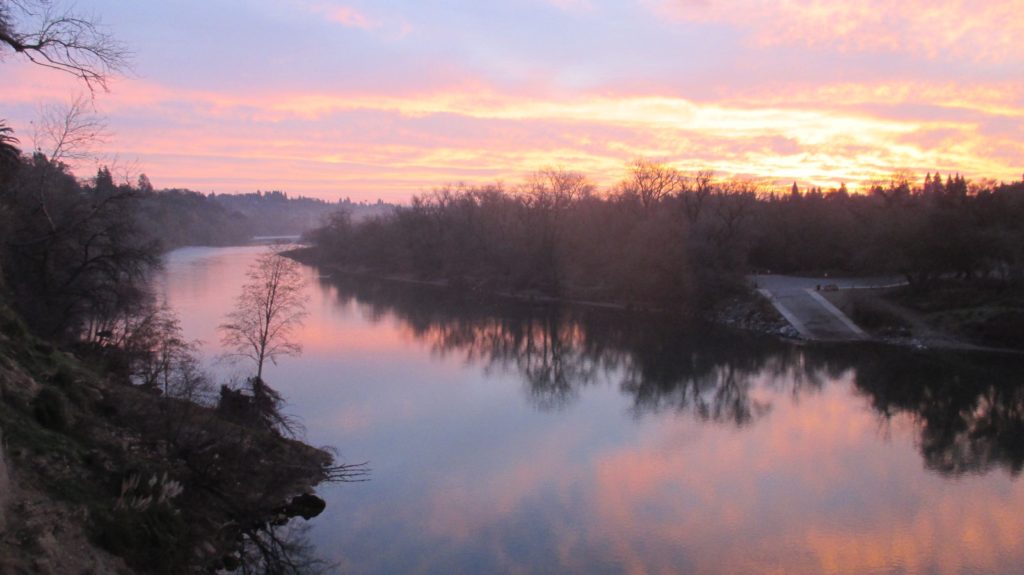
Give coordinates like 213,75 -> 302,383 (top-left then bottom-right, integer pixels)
3,0 -> 1023,202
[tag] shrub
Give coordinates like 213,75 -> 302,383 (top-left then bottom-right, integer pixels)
32,387 -> 71,431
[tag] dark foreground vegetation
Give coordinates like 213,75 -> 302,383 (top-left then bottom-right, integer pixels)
0,310 -> 356,573
0,122 -> 365,571
305,163 -> 1024,347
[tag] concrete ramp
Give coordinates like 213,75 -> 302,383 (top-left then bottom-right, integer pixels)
751,274 -> 893,342
759,288 -> 866,341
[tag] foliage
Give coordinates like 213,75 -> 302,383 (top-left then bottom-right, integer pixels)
0,119 -> 19,183
217,378 -> 298,435
0,152 -> 160,339
134,188 -> 252,248
32,386 -> 71,431
750,174 -> 1024,289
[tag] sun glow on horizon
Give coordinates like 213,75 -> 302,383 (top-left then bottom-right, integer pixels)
3,2 -> 1021,201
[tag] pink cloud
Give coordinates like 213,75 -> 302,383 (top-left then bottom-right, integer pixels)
5,58 -> 1020,203
650,0 -> 1024,62
300,2 -> 377,29
321,5 -> 373,29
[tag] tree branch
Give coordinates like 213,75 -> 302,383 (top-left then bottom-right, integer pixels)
0,1 -> 130,92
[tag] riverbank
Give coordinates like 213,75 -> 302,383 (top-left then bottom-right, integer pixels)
288,247 -> 1023,353
822,283 -> 1024,353
286,246 -> 795,339
0,304 -> 343,573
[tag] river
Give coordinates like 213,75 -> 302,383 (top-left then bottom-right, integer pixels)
159,245 -> 1024,574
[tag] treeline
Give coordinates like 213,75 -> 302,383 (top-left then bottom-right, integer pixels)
0,114 -> 398,352
753,173 -> 1024,287
0,127 -> 383,341
137,188 -> 394,249
308,161 -> 1024,312
0,148 -> 238,339
1,164 -> 384,261
210,190 -> 394,240
309,166 -> 750,311
139,187 -> 252,246
0,150 -> 162,340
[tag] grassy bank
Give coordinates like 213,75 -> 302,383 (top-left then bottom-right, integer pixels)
822,282 -> 1024,352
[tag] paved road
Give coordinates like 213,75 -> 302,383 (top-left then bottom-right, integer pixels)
751,274 -> 904,342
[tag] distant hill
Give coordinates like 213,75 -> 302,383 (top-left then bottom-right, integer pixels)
138,188 -> 397,249
211,190 -> 395,237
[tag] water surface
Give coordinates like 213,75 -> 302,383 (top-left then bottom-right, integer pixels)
161,246 -> 1024,574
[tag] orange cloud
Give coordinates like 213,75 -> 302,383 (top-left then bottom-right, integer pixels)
6,60 -> 1021,201
721,81 -> 1024,120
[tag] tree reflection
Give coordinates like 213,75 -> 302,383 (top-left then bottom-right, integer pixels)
320,275 -> 1024,476
320,276 -> 805,423
852,352 -> 1024,476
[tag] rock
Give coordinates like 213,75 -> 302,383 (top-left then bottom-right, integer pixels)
282,493 -> 326,520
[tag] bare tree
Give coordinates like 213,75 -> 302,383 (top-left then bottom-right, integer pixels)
0,0 -> 129,91
220,250 -> 309,381
622,158 -> 686,213
682,169 -> 714,224
32,94 -> 107,165
516,168 -> 594,293
709,178 -> 758,250
520,167 -> 593,212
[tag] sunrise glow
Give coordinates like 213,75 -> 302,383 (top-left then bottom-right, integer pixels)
6,0 -> 1022,201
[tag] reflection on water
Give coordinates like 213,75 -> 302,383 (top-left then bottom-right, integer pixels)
162,247 -> 1024,574
855,358 -> 1024,477
327,276 -> 1024,478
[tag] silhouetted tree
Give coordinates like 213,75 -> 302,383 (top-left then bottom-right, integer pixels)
1,126 -> 159,339
0,0 -> 129,90
518,168 -> 594,293
680,169 -> 714,224
0,120 -> 18,180
306,162 -> 1024,322
620,158 -> 686,214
